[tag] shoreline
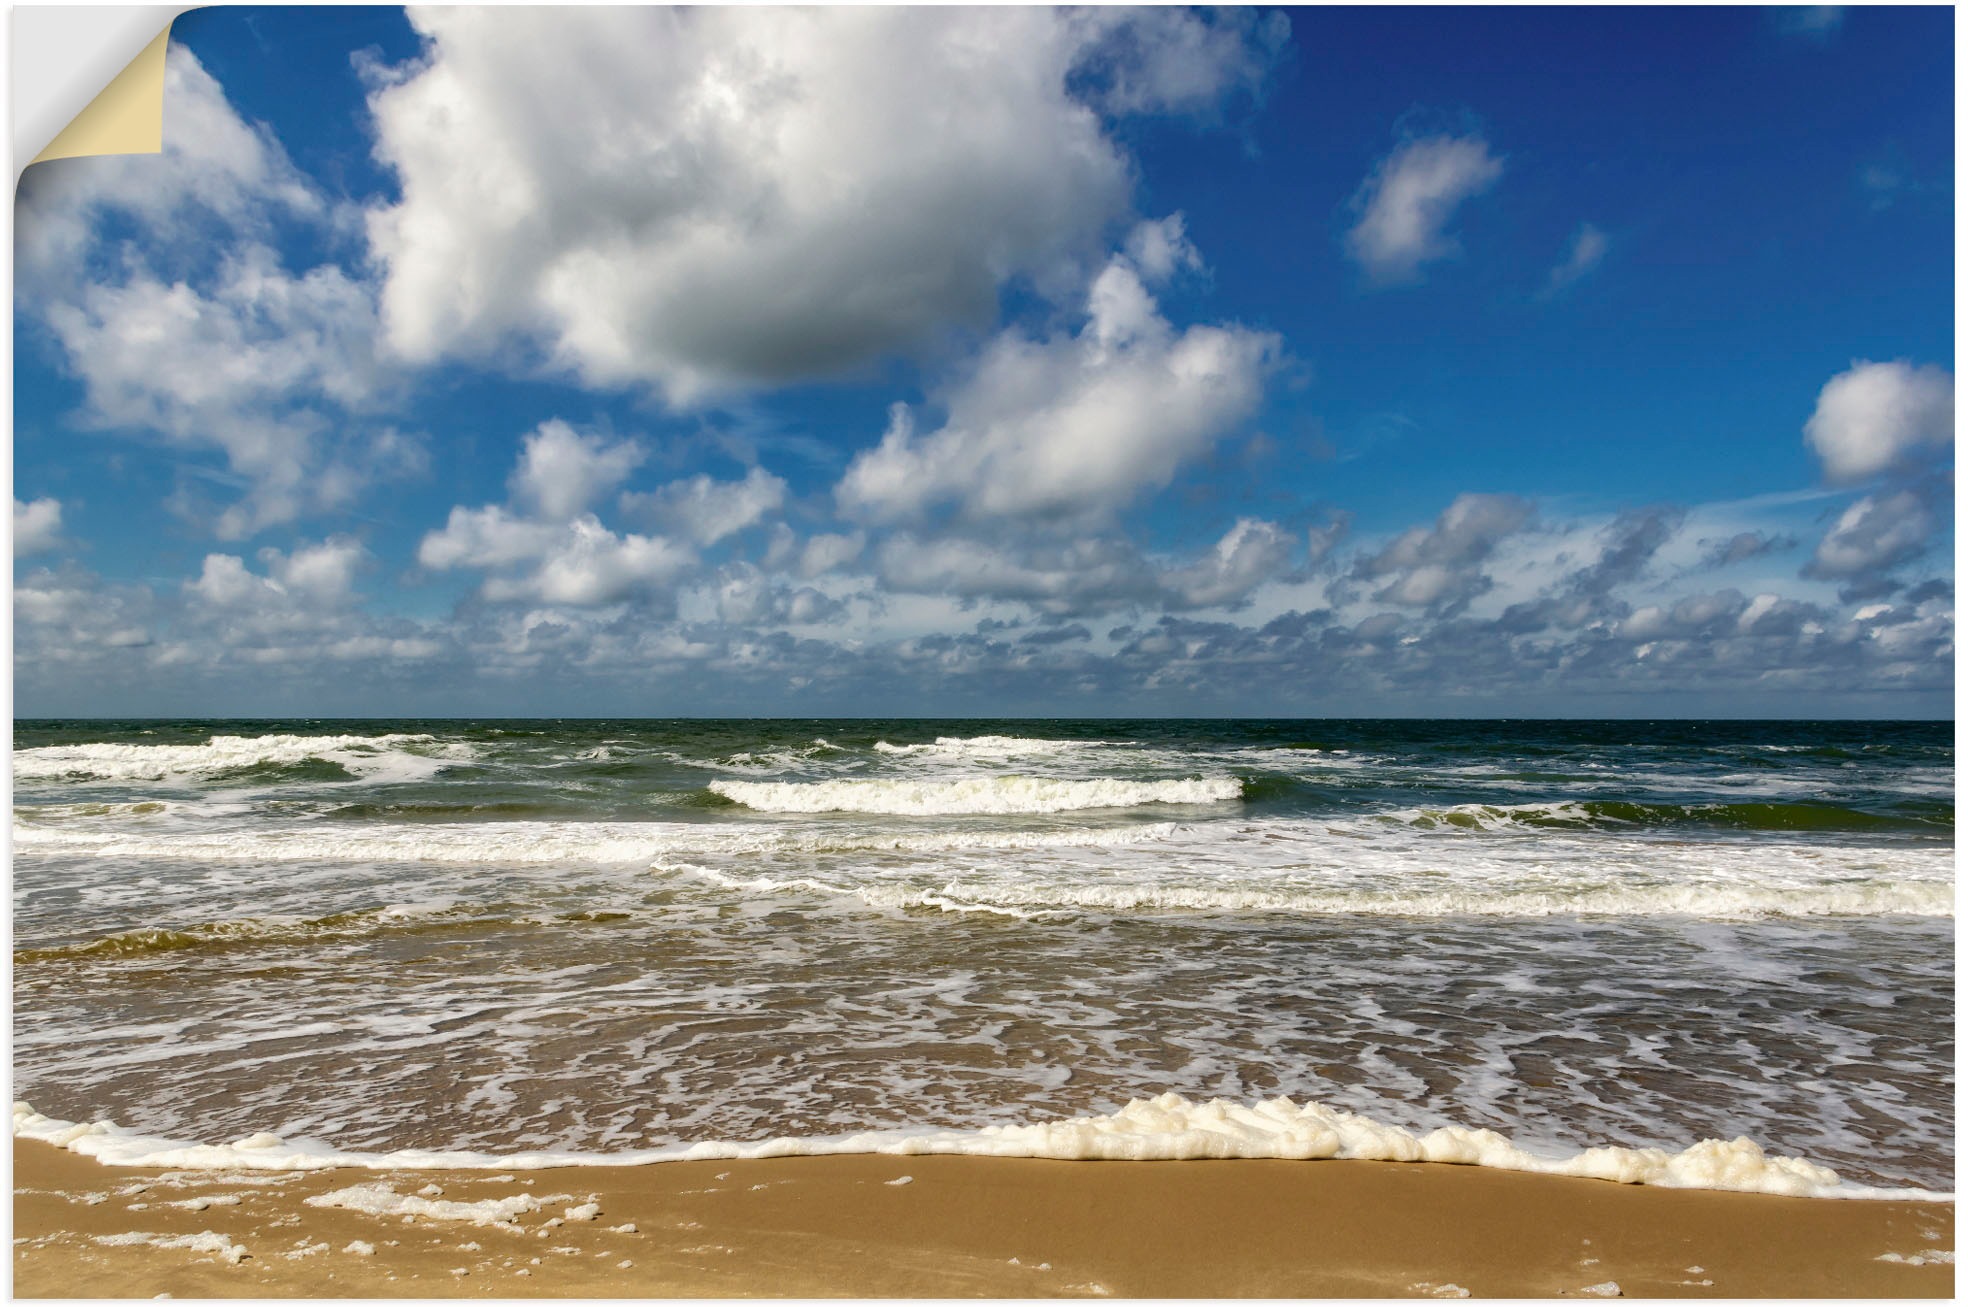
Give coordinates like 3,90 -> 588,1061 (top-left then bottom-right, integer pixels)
14,1139 -> 1954,1298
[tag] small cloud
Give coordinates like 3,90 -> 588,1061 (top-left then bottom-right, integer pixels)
1856,144 -> 1925,212
1019,623 -> 1092,646
1859,162 -> 1906,209
14,497 -> 63,556
1123,214 -> 1203,284
620,467 -> 787,546
510,421 -> 646,523
1545,224 -> 1608,294
1701,531 -> 1796,569
1777,6 -> 1844,40
1345,133 -> 1503,284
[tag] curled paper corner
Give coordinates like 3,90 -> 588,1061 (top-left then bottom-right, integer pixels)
18,8 -> 192,179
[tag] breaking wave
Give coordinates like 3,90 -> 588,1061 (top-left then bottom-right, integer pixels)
1374,799 -> 1950,836
12,734 -> 469,784
871,735 -> 1104,760
10,819 -> 1186,865
708,775 -> 1242,815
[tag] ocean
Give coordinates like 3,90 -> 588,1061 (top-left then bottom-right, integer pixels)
10,718 -> 1954,1196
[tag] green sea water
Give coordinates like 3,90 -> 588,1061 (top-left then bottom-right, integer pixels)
11,718 -> 1954,1189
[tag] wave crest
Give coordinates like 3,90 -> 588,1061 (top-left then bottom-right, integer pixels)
871,735 -> 1099,760
1379,799 -> 1950,835
13,734 -> 467,784
708,775 -> 1242,815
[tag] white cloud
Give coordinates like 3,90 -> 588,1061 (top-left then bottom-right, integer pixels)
363,7 -> 1280,400
510,420 -> 646,521
183,539 -> 366,610
619,466 -> 787,546
1071,7 -> 1287,116
186,553 -> 283,607
1546,223 -> 1608,292
1353,492 -> 1533,611
16,45 -> 323,287
1778,7 -> 1844,40
1345,134 -> 1503,283
479,519 -> 695,607
837,238 -> 1277,524
873,517 -> 1297,617
15,565 -> 159,669
421,508 -> 692,607
1160,519 -> 1298,609
1803,488 -> 1934,579
1124,212 -> 1204,283
14,498 -> 63,555
263,537 -> 367,603
45,249 -> 388,538
877,533 -> 1157,614
712,563 -> 847,627
420,427 -> 704,609
21,47 -> 399,541
418,506 -> 563,571
797,531 -> 866,579
1802,360 -> 1952,484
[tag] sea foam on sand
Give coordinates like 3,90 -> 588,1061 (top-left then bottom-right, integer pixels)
13,1095 -> 1949,1202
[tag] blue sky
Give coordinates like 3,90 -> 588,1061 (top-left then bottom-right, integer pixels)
12,5 -> 1954,717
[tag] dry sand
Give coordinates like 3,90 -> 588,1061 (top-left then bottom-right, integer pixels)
11,1138 -> 1954,1298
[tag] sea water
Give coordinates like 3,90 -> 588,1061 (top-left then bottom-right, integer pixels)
10,719 -> 1954,1196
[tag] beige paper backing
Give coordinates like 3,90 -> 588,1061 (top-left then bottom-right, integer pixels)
30,21 -> 175,168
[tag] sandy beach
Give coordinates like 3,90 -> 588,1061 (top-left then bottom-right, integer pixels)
13,1139 -> 1953,1298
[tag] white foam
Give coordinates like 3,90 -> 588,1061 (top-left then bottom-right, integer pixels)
13,1096 -> 1945,1201
11,819 -> 1184,866
304,1182 -> 542,1226
95,1230 -> 248,1264
816,878 -> 1955,920
709,775 -> 1241,815
871,735 -> 1100,760
12,822 -> 675,865
13,734 -> 468,784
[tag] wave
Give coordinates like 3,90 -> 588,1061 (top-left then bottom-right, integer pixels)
1374,800 -> 1951,835
871,735 -> 1102,760
11,1095 -> 1944,1201
12,800 -> 176,823
10,819 -> 1186,865
708,775 -> 1242,815
12,734 -> 469,785
667,865 -> 1954,921
11,821 -> 686,865
14,902 -> 463,964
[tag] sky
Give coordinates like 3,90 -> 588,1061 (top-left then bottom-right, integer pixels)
11,4 -> 1955,718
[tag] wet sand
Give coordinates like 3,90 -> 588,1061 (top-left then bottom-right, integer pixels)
12,1139 -> 1954,1298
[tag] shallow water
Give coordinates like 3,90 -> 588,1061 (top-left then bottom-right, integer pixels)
11,718 -> 1954,1190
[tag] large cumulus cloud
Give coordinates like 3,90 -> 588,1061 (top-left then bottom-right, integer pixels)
364,7 -> 1286,401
